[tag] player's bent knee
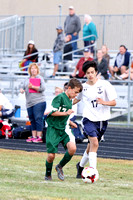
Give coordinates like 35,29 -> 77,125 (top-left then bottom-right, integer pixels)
67,142 -> 76,155
47,153 -> 55,162
93,141 -> 99,149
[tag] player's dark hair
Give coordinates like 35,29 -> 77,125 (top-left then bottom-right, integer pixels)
82,60 -> 98,73
64,82 -> 68,88
63,82 -> 68,91
67,78 -> 83,92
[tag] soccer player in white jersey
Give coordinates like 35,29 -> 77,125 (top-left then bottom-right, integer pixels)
73,60 -> 117,178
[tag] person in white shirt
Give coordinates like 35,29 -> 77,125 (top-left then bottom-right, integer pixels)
0,92 -> 14,119
73,60 -> 117,178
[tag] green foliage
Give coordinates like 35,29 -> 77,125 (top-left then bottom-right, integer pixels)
0,149 -> 133,200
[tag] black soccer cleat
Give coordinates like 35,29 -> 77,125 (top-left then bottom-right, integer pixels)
76,162 -> 84,178
45,175 -> 52,181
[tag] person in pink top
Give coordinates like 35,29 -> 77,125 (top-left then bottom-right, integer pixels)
20,63 -> 46,143
70,48 -> 93,79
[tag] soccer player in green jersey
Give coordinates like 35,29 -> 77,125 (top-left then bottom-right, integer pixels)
45,78 -> 83,181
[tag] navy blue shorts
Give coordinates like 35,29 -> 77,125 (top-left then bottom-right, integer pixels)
82,118 -> 108,141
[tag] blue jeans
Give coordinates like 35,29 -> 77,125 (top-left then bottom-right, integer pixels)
68,34 -> 78,51
27,101 -> 46,131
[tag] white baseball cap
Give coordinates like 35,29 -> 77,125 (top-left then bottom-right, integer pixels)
28,40 -> 35,45
69,6 -> 74,10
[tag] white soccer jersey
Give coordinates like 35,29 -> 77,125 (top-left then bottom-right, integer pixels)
76,79 -> 117,121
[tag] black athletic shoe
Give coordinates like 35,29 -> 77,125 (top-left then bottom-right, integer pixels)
76,162 -> 84,178
55,164 -> 64,181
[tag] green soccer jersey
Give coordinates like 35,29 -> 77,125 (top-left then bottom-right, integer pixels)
46,92 -> 72,130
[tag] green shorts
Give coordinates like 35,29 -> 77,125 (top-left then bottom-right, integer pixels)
46,126 -> 70,153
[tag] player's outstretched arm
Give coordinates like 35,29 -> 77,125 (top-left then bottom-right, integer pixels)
51,109 -> 74,116
96,98 -> 116,106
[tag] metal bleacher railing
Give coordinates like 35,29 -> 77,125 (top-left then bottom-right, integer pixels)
0,34 -> 97,76
63,35 -> 97,57
0,15 -> 24,54
1,49 -> 133,127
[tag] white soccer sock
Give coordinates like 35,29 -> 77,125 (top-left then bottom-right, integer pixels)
80,150 -> 89,167
89,152 -> 97,169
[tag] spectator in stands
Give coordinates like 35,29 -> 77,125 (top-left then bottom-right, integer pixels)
95,49 -> 109,80
115,61 -> 133,80
64,6 -> 81,52
83,14 -> 98,55
20,63 -> 46,143
19,40 -> 38,71
24,40 -> 38,62
70,48 -> 93,79
63,35 -> 73,61
62,35 -> 73,72
50,26 -> 64,78
109,45 -> 131,78
0,92 -> 14,119
102,45 -> 110,68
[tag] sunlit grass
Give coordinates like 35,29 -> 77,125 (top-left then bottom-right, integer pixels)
0,149 -> 133,200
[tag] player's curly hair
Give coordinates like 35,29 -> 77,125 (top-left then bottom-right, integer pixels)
68,78 -> 83,92
82,60 -> 98,73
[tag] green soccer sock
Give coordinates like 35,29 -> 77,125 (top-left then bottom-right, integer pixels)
45,160 -> 53,176
59,151 -> 73,168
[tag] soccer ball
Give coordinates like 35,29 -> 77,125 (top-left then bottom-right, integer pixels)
81,167 -> 99,183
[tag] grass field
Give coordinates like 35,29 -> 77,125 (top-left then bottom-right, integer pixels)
0,149 -> 133,200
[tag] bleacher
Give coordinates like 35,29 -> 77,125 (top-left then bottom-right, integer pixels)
0,49 -> 133,126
